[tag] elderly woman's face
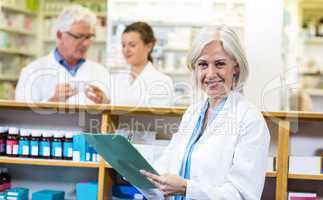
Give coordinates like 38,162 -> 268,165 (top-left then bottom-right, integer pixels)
195,41 -> 239,98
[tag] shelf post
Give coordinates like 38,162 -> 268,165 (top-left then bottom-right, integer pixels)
276,120 -> 290,200
98,110 -> 118,200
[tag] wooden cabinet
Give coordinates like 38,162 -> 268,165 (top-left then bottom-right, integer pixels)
0,101 -> 323,199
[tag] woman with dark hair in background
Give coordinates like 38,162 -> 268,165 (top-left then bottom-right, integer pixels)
110,22 -> 174,107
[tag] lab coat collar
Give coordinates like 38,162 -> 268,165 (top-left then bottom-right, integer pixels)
196,90 -> 240,137
129,61 -> 155,85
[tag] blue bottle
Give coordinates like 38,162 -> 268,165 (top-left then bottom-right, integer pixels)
18,129 -> 30,157
63,132 -> 74,160
51,131 -> 63,159
40,132 -> 52,159
30,130 -> 41,158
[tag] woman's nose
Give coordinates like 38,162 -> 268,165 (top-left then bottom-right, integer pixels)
206,65 -> 218,77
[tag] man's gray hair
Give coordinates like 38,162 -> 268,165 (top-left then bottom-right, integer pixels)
55,5 -> 97,33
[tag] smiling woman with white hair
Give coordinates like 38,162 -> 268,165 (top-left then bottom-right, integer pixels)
140,26 -> 270,200
16,5 -> 109,104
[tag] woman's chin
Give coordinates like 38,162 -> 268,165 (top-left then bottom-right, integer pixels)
206,90 -> 228,98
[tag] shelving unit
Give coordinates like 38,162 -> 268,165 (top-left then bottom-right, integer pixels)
1,5 -> 37,16
0,2 -> 39,100
0,48 -> 36,56
0,101 -> 322,199
288,174 -> 323,181
0,26 -> 36,36
305,37 -> 323,45
294,1 -> 323,113
0,157 -> 100,168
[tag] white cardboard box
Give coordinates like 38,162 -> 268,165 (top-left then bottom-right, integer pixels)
289,156 -> 322,175
267,156 -> 275,172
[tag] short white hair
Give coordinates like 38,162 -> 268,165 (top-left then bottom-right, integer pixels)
55,5 -> 97,33
187,25 -> 249,92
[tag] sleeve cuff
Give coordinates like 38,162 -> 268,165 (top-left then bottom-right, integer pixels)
185,180 -> 201,200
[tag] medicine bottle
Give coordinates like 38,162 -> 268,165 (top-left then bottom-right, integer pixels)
6,127 -> 19,157
0,127 -> 8,155
40,132 -> 52,159
63,132 -> 74,160
30,130 -> 41,158
51,131 -> 63,159
18,129 -> 30,158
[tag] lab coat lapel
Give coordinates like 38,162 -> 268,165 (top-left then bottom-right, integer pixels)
130,62 -> 153,87
202,91 -> 240,139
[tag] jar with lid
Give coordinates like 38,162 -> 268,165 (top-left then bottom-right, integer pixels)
40,131 -> 52,159
63,132 -> 74,160
51,131 -> 63,159
6,127 -> 19,157
18,129 -> 30,158
30,130 -> 41,158
0,127 -> 8,155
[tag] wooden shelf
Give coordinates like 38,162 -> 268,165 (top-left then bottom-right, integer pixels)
104,162 -> 112,168
96,12 -> 106,18
304,89 -> 323,96
163,47 -> 189,52
1,5 -> 36,16
0,48 -> 36,56
0,26 -> 36,36
266,171 -> 277,177
44,38 -> 106,44
44,11 -> 106,18
162,70 -> 191,76
288,173 -> 323,181
4,100 -> 323,119
0,156 -> 99,168
305,37 -> 323,45
0,76 -> 19,82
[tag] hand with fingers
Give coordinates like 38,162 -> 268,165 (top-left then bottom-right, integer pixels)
140,170 -> 187,197
48,84 -> 78,102
85,84 -> 110,104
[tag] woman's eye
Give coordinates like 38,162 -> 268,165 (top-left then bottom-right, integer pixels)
197,62 -> 208,69
216,62 -> 225,68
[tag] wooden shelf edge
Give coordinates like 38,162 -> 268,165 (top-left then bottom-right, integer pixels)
4,100 -> 323,120
0,48 -> 36,56
288,173 -> 323,181
0,157 -> 99,168
0,26 -> 36,36
266,171 -> 277,177
104,162 -> 112,168
1,5 -> 36,16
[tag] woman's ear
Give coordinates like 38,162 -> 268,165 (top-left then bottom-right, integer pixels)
234,64 -> 240,76
147,42 -> 154,51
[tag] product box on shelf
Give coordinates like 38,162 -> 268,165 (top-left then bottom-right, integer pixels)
76,181 -> 98,200
0,192 -> 6,200
72,134 -> 92,162
289,156 -> 322,175
288,192 -> 317,200
6,187 -> 29,200
31,189 -> 65,200
112,184 -> 145,200
267,156 -> 276,172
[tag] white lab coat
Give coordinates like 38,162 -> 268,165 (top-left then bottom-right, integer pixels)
110,62 -> 174,107
142,91 -> 270,200
15,51 -> 109,104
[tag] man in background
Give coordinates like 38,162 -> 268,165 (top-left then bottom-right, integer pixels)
16,5 -> 109,104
